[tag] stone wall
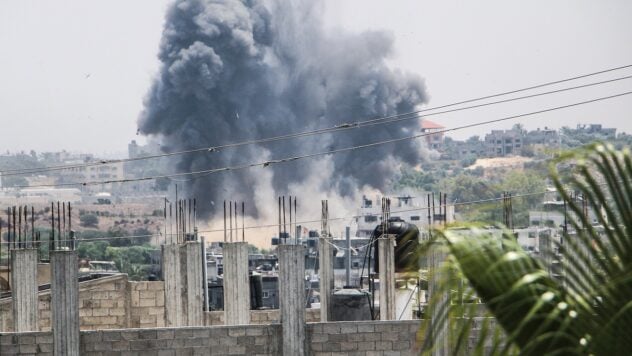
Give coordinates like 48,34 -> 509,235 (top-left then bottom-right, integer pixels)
307,320 -> 421,356
1,273 -> 320,332
127,281 -> 165,329
0,319 -> 502,355
1,325 -> 281,356
204,308 -> 320,326
0,320 -> 424,356
0,275 -> 166,332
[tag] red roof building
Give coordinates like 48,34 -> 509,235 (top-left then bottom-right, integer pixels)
420,119 -> 445,150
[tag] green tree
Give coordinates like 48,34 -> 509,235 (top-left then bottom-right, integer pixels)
80,214 -> 99,228
424,144 -> 632,355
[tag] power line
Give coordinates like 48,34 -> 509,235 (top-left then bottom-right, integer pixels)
2,64 -> 631,177
0,187 -> 551,246
9,90 -> 631,189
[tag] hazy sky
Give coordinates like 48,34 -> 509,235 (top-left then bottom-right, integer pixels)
1,0 -> 631,156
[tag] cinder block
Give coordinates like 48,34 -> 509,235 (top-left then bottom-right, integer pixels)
340,324 -> 358,333
340,341 -> 358,351
93,308 -> 110,317
376,340 -> 393,351
358,323 -> 375,333
139,298 -> 156,307
322,342 -> 341,352
245,327 -> 264,336
323,323 -> 341,334
82,331 -> 103,343
228,328 -> 246,337
35,334 -> 53,344
103,332 -> 122,341
228,345 -> 246,354
109,308 -> 126,316
157,330 -> 175,340
358,341 -> 376,351
392,340 -> 410,351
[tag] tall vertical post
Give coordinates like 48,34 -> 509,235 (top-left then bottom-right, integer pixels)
11,249 -> 38,331
378,235 -> 396,320
429,194 -> 451,356
318,236 -> 333,322
345,226 -> 351,287
181,241 -> 204,326
162,243 -> 182,326
223,242 -> 250,325
50,250 -> 79,356
202,236 -> 209,312
279,244 -> 306,356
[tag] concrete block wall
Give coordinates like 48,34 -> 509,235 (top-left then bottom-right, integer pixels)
0,275 -> 167,332
0,319 -> 502,355
307,320 -> 422,356
77,275 -> 129,330
128,281 -> 165,328
78,325 -> 281,355
205,308 -> 321,326
0,331 -> 53,355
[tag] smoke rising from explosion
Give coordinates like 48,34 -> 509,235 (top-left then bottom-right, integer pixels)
138,0 -> 429,220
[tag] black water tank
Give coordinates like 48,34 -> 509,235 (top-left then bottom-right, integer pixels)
372,220 -> 420,273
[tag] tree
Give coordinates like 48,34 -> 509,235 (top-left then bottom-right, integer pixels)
80,214 -> 99,228
423,144 -> 632,355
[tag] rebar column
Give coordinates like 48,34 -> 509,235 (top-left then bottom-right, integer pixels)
181,241 -> 204,326
50,250 -> 79,356
279,244 -> 306,356
162,243 -> 183,326
318,236 -> 334,322
11,249 -> 38,331
378,235 -> 396,320
223,241 -> 250,325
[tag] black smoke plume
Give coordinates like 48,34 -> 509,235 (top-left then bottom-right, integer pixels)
138,0 -> 428,218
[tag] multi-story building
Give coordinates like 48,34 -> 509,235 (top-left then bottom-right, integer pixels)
484,129 -> 523,156
420,119 -> 445,151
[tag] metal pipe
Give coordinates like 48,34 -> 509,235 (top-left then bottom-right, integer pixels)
294,197 -> 297,245
242,202 -> 245,242
68,202 -> 72,246
289,195 -> 292,241
169,203 -> 173,245
62,202 -> 66,245
164,198 -> 167,245
51,202 -> 55,252
18,205 -> 22,248
13,206 -> 17,249
223,200 -> 227,243
282,196 -> 286,240
31,206 -> 35,248
278,196 -> 281,242
57,202 -> 61,247
234,201 -> 237,244
229,200 -> 233,242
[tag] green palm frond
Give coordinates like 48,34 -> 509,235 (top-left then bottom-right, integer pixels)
421,144 -> 632,355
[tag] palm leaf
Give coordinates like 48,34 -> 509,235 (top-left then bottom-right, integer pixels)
421,143 -> 632,355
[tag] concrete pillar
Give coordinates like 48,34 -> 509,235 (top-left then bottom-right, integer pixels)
318,237 -> 333,322
11,249 -> 38,332
181,241 -> 204,326
279,244 -> 306,356
429,244 -> 449,356
50,250 -> 79,356
223,242 -> 250,325
378,235 -> 396,320
162,244 -> 182,326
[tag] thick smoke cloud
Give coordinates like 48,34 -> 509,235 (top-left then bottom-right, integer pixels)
138,0 -> 428,218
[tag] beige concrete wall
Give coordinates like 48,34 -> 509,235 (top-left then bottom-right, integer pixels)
127,281 -> 165,329
1,273 -> 323,332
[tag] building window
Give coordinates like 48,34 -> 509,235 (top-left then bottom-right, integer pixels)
410,216 -> 420,221
263,291 -> 270,299
364,215 -> 377,222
